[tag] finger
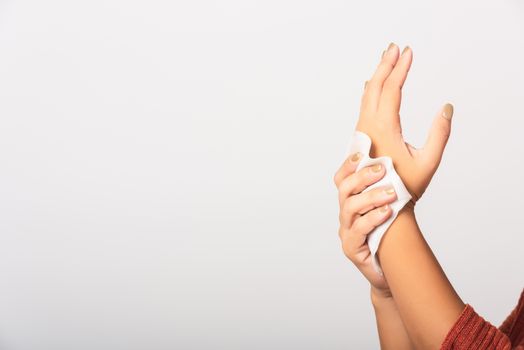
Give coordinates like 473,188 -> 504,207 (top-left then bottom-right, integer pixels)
340,204 -> 393,256
340,185 -> 397,227
333,152 -> 363,187
348,185 -> 397,216
377,46 -> 413,120
422,103 -> 454,169
337,163 -> 386,206
361,43 -> 400,113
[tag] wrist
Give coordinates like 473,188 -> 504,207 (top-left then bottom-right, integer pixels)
400,199 -> 416,217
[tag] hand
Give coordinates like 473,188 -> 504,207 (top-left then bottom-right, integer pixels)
333,152 -> 398,295
356,43 -> 454,202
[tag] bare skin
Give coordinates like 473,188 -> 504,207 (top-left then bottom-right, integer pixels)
371,285 -> 415,350
334,156 -> 414,349
334,42 -> 464,349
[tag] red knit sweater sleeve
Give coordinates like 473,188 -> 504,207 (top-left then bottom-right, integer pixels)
440,303 -> 512,350
499,303 -> 519,336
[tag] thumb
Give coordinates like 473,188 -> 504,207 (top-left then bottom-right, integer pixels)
422,103 -> 454,167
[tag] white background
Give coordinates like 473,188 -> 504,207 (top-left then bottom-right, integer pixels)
0,0 -> 523,349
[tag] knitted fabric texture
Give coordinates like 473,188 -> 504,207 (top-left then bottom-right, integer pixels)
441,288 -> 524,349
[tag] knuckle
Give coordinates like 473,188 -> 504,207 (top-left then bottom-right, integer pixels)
354,216 -> 371,237
351,217 -> 363,233
342,174 -> 358,196
338,179 -> 350,198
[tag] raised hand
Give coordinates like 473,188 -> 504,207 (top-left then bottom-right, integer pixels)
356,43 -> 454,202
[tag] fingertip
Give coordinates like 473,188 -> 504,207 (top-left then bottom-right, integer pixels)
351,152 -> 362,163
368,163 -> 386,178
384,186 -> 397,202
442,103 -> 454,121
334,151 -> 364,187
379,204 -> 392,218
383,43 -> 400,61
422,105 -> 453,167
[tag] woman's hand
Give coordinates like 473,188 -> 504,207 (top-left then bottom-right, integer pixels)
356,43 -> 454,202
333,152 -> 398,295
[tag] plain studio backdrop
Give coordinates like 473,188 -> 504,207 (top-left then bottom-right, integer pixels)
0,0 -> 523,349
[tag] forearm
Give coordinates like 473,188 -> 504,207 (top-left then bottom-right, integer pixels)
371,286 -> 414,350
377,204 -> 465,349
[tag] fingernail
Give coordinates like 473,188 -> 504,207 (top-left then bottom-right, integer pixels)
364,80 -> 368,89
401,46 -> 410,56
386,42 -> 395,52
371,163 -> 382,172
351,152 -> 362,162
384,186 -> 396,195
381,50 -> 385,59
442,103 -> 454,120
380,204 -> 389,213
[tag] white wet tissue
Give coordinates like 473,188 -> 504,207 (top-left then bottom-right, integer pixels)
346,130 -> 412,276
